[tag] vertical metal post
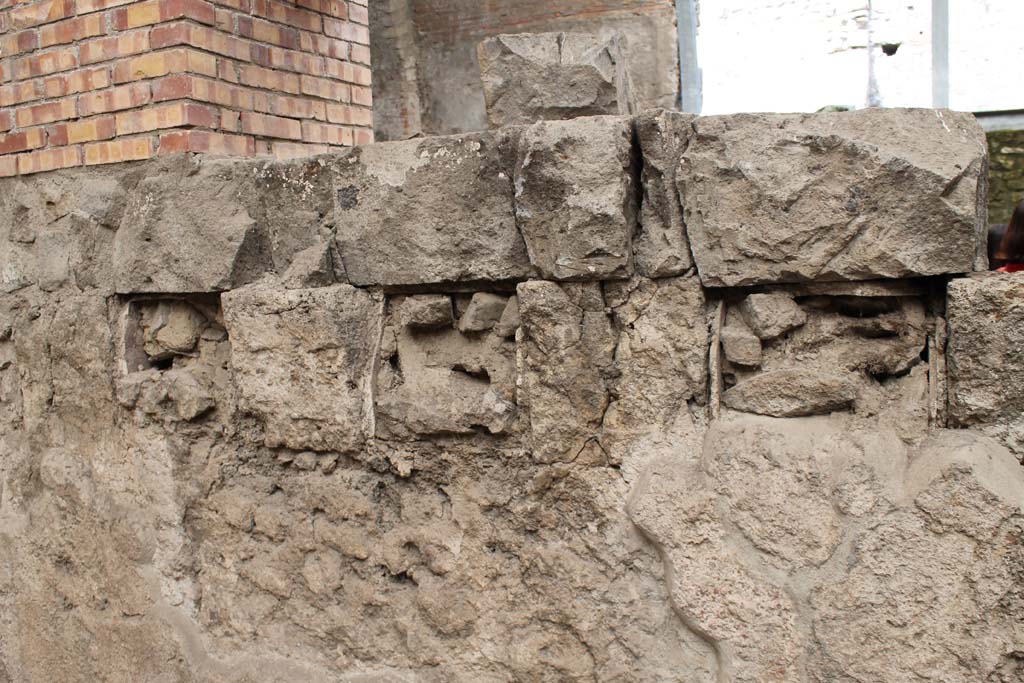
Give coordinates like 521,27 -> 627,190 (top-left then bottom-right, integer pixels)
676,0 -> 702,113
932,0 -> 950,108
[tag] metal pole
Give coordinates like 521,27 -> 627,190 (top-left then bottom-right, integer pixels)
932,0 -> 950,108
676,0 -> 702,113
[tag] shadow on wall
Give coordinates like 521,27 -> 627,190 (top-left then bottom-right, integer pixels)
369,0 -> 680,140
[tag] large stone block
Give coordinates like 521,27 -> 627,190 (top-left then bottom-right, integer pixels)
332,132 -> 533,287
114,157 -> 270,294
222,283 -> 382,453
634,110 -> 695,278
513,116 -> 638,281
477,32 -> 635,129
517,280 -> 616,463
601,275 -> 708,471
681,108 -> 989,286
947,272 -> 1024,457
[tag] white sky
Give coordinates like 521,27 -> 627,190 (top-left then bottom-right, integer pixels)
696,0 -> 1024,115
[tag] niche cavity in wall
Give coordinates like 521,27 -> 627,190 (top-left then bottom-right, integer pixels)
710,280 -> 945,427
374,291 -> 522,440
117,295 -> 231,422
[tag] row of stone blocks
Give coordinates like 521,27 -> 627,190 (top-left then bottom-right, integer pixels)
75,106 -> 986,294
2,105 -> 1022,682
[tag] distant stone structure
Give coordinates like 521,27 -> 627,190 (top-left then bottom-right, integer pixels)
369,0 -> 678,140
477,32 -> 636,129
988,129 -> 1024,224
0,0 -> 372,177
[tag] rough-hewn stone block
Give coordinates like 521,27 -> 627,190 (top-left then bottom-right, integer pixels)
333,132 -> 534,287
477,31 -> 634,129
114,157 -> 267,293
634,109 -> 695,277
947,272 -> 1024,457
681,108 -> 988,286
222,283 -> 381,453
513,115 -> 637,281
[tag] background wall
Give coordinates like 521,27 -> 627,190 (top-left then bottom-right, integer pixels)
370,0 -> 678,140
988,130 -> 1024,225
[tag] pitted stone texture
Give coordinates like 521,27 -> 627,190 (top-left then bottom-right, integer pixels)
722,369 -> 859,417
514,116 -> 638,281
634,110 -> 695,277
375,293 -> 520,439
629,416 -> 1024,683
602,276 -> 708,470
477,32 -> 635,129
739,292 -> 806,340
947,272 -> 1024,457
332,132 -> 533,287
517,280 -> 616,463
222,283 -> 381,453
114,157 -> 269,294
681,108 -> 989,286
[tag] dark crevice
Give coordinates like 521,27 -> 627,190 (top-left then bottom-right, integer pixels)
451,364 -> 490,383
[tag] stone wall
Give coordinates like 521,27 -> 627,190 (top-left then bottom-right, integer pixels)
369,0 -> 678,139
0,0 -> 372,178
1,107 -> 1023,682
988,129 -> 1024,225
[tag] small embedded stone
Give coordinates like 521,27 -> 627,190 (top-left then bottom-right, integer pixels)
399,295 -> 454,329
739,293 -> 807,340
457,293 -> 509,332
494,296 -> 521,338
721,313 -> 762,367
722,369 -> 858,417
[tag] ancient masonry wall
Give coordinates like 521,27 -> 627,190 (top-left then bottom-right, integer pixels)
1,107 -> 1023,682
989,128 -> 1024,224
0,0 -> 372,177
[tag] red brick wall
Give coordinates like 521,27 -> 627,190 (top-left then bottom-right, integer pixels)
0,0 -> 371,177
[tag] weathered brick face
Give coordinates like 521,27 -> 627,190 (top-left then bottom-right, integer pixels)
0,0 -> 371,176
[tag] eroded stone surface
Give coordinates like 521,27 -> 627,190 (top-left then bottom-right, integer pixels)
114,157 -> 270,293
333,132 -> 533,287
517,280 -> 616,463
514,116 -> 638,281
478,32 -> 635,129
375,292 -> 520,439
739,292 -> 806,340
634,109 -> 695,277
223,283 -> 381,453
720,311 -> 761,367
629,416 -> 1024,683
721,289 -> 930,421
722,368 -> 859,417
681,108 -> 989,286
0,108 -> 1018,683
947,272 -> 1024,457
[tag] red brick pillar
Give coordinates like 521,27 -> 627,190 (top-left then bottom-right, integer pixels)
0,0 -> 371,177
